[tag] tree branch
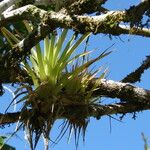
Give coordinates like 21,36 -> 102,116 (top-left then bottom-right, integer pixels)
0,4 -> 150,61
1,79 -> 150,125
1,4 -> 150,35
0,109 -> 33,125
1,101 -> 150,125
122,55 -> 150,83
126,0 -> 150,26
0,0 -> 20,14
90,79 -> 150,103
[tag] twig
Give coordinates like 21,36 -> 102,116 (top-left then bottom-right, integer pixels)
122,55 -> 150,83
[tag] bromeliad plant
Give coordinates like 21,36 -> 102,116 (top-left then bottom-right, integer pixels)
1,23 -> 111,149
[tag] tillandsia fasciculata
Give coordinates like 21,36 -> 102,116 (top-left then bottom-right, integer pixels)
1,21 -> 111,149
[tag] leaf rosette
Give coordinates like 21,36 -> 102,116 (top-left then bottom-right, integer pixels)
1,22 -> 110,149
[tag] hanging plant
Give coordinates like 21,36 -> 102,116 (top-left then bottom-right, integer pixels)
1,22 -> 111,149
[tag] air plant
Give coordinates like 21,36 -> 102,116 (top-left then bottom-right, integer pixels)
1,22 -> 111,150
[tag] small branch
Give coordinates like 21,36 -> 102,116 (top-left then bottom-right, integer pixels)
89,102 -> 150,118
0,110 -> 31,125
90,79 -> 150,103
0,112 -> 20,125
1,101 -> 150,125
122,55 -> 150,83
119,25 -> 150,37
0,0 -> 21,14
126,0 -> 150,26
0,5 -> 47,25
11,25 -> 52,58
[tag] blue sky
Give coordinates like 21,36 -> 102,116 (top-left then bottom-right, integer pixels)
1,0 -> 150,150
